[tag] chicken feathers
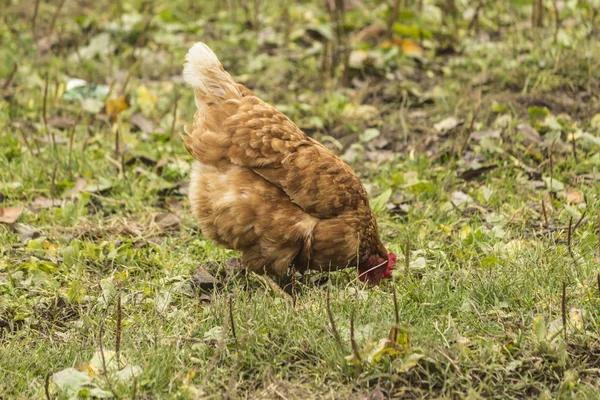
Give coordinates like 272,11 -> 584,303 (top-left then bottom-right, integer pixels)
183,42 -> 395,281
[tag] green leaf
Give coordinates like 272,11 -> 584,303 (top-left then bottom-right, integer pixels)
359,128 -> 380,143
528,106 -> 549,121
533,315 -> 547,343
370,188 -> 392,214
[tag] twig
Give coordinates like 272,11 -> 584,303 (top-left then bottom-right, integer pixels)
567,216 -> 574,260
573,209 -> 587,231
67,113 -> 80,176
541,198 -> 548,226
326,286 -> 346,352
31,0 -> 41,38
467,0 -> 484,33
18,126 -> 35,157
43,71 -> 55,151
387,0 -> 401,38
532,0 -> 543,28
132,377 -> 138,400
459,111 -> 478,158
571,133 -> 578,163
561,281 -> 567,340
229,295 -> 239,352
349,311 -> 362,364
115,293 -> 122,357
291,265 -> 297,308
48,0 -> 66,39
114,125 -> 121,161
549,139 -> 555,192
169,90 -> 179,144
388,280 -> 402,345
392,281 -> 400,327
50,160 -> 59,198
98,324 -> 117,397
405,236 -> 411,273
598,210 -> 600,260
44,371 -> 51,400
552,0 -> 561,43
2,63 -> 18,90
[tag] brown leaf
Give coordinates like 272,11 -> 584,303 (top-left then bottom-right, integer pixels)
130,113 -> 163,134
106,95 -> 129,119
561,188 -> 585,204
459,165 -> 498,181
392,37 -> 424,58
0,207 -> 24,224
353,24 -> 386,43
48,116 -> 76,129
64,178 -> 87,198
153,213 -> 181,232
190,266 -> 218,292
12,223 -> 41,241
516,123 -> 542,145
30,197 -> 63,209
470,130 -> 501,141
578,173 -> 600,184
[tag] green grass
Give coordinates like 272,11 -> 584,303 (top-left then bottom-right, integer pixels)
1,0 -> 600,398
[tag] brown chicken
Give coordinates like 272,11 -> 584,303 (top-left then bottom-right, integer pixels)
182,42 -> 396,282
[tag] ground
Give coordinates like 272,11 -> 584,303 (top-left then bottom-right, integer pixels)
1,0 -> 600,398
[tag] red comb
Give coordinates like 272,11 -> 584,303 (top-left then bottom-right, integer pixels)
383,253 -> 396,278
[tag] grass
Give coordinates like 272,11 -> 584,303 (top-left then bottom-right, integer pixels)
1,0 -> 600,398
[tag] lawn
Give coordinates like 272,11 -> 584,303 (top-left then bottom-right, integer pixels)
1,0 -> 600,398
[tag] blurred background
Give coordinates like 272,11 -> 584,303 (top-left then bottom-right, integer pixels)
2,0 -> 599,165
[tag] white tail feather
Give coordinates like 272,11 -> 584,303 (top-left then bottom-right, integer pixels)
183,42 -> 237,98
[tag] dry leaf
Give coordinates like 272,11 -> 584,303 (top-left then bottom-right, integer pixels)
30,197 -> 63,209
393,37 -> 424,58
459,165 -> 498,181
191,266 -> 218,292
64,178 -> 87,198
130,113 -> 163,134
353,24 -> 386,43
0,207 -> 24,224
106,95 -> 129,119
153,213 -> 181,232
434,117 -> 462,134
561,188 -> 585,204
12,223 -> 41,241
517,123 -> 542,145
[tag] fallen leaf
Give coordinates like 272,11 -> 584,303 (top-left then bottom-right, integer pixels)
153,213 -> 181,232
52,368 -> 113,398
516,123 -> 542,145
106,95 -> 129,119
30,197 -> 63,209
560,188 -> 584,204
83,178 -> 113,194
353,23 -> 386,43
450,191 -> 473,206
12,223 -> 41,241
434,117 -> 462,134
459,165 -> 497,181
393,37 -> 424,58
64,178 -> 87,198
359,128 -> 380,143
0,207 -> 24,224
191,266 -> 218,292
470,129 -> 501,141
578,173 -> 600,184
130,113 -> 163,134
47,115 -> 76,129
542,177 -> 565,192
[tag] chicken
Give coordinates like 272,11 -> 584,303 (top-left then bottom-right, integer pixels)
182,42 -> 396,282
